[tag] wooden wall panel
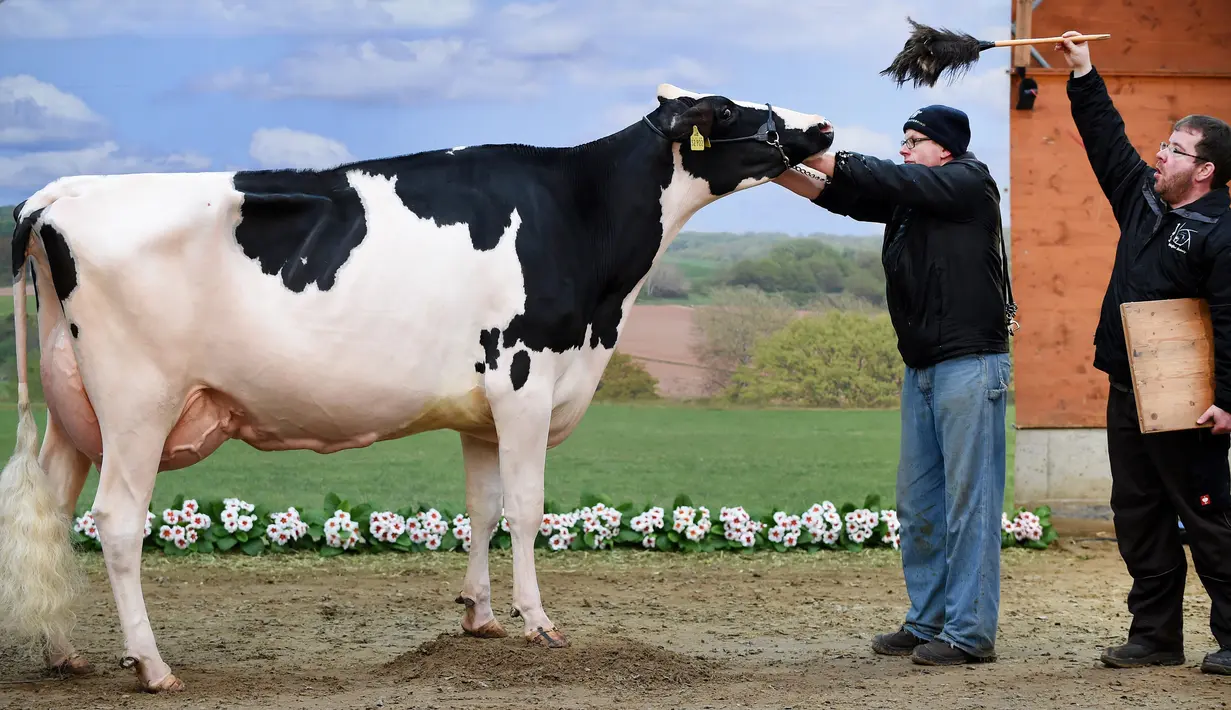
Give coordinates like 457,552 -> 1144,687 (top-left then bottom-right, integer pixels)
1010,74 -> 1231,428
1020,0 -> 1231,75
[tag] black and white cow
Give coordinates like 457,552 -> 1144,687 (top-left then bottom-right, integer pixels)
0,83 -> 833,692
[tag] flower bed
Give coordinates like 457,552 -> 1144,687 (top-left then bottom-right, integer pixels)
69,493 -> 1058,557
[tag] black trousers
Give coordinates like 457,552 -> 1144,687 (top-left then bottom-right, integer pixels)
1106,383 -> 1231,651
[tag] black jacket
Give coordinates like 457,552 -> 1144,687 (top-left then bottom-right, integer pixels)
1067,67 -> 1231,409
813,148 -> 1010,369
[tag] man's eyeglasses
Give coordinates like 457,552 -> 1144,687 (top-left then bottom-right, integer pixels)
1160,142 -> 1205,161
900,137 -> 934,149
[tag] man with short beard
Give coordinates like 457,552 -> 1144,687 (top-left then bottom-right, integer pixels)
1057,30 -> 1231,676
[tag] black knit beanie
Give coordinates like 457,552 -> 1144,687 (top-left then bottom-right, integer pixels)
903,105 -> 970,156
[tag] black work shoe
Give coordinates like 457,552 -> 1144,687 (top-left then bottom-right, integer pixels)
911,640 -> 996,666
871,627 -> 927,656
1201,648 -> 1231,675
1099,642 -> 1185,668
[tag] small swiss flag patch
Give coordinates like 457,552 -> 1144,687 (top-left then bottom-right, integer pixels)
1201,494 -> 1212,507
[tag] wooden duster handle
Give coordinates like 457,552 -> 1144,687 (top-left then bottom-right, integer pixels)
993,33 -> 1110,47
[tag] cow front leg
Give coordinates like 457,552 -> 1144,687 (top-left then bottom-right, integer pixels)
456,432 -> 506,638
39,408 -> 94,675
90,397 -> 183,693
490,378 -> 566,649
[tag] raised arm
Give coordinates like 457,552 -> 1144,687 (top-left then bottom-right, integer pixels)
1057,31 -> 1149,224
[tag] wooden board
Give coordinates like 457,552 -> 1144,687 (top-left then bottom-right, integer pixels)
1120,298 -> 1215,433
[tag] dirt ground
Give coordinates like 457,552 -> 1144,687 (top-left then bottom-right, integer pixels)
2,539 -> 1229,710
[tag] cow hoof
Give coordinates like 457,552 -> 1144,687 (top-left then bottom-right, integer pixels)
463,618 -> 508,639
526,626 -> 568,649
48,653 -> 92,676
139,673 -> 185,694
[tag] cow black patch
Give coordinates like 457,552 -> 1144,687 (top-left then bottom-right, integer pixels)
70,323 -> 79,338
228,109 -> 759,381
40,224 -> 78,303
231,170 -> 369,293
479,328 -> 500,370
13,208 -> 79,304
510,350 -> 530,391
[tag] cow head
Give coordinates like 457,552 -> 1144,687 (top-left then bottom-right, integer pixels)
646,84 -> 834,195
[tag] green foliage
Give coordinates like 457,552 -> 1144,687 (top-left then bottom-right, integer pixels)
0,204 -> 15,243
67,491 -> 1059,556
594,350 -> 660,401
718,238 -> 886,306
726,309 -> 902,408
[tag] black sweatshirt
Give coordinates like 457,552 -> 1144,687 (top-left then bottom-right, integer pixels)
1067,66 -> 1231,409
813,143 -> 1009,370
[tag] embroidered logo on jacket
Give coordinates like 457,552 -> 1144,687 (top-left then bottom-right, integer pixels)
1167,222 -> 1194,254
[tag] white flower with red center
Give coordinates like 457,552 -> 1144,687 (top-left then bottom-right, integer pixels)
767,527 -> 784,543
641,535 -> 657,549
684,525 -> 705,542
159,525 -> 175,541
548,530 -> 575,551
236,515 -> 254,532
162,509 -> 180,525
631,509 -> 664,535
181,499 -> 198,516
367,511 -> 407,544
323,510 -> 363,549
265,507 -> 309,545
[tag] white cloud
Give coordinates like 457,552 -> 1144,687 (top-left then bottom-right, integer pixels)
0,0 -> 476,37
0,141 -> 211,189
249,127 -> 355,169
0,75 -> 106,146
200,38 -> 550,103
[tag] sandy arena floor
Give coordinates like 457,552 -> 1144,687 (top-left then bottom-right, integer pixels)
2,538 -> 1229,709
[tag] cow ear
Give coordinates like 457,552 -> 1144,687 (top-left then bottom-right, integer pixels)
666,100 -> 715,141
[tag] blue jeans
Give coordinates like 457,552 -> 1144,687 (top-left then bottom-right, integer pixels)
896,352 -> 1010,658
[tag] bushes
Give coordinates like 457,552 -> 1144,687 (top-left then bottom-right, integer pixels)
725,309 -> 902,407
595,350 -> 660,401
690,286 -> 798,395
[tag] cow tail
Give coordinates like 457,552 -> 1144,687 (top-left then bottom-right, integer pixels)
0,201 -> 84,658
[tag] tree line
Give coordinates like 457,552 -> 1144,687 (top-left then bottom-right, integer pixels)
643,235 -> 886,306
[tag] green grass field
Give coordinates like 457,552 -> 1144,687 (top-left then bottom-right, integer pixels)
0,401 -> 1017,518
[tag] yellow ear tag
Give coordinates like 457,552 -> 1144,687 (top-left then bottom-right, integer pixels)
690,125 -> 706,151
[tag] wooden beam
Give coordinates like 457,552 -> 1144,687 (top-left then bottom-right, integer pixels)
1014,0 -> 1033,68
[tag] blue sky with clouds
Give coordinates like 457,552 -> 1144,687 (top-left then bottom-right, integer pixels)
0,0 -> 1013,237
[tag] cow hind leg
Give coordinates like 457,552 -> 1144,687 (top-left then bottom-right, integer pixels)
489,373 -> 567,649
89,385 -> 185,693
455,433 -> 507,639
39,408 -> 94,675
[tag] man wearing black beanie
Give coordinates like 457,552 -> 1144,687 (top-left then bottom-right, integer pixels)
774,102 -> 1014,667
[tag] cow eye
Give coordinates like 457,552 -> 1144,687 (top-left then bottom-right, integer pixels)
721,107 -> 733,121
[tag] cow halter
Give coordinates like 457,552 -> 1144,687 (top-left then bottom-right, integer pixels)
641,103 -> 791,168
